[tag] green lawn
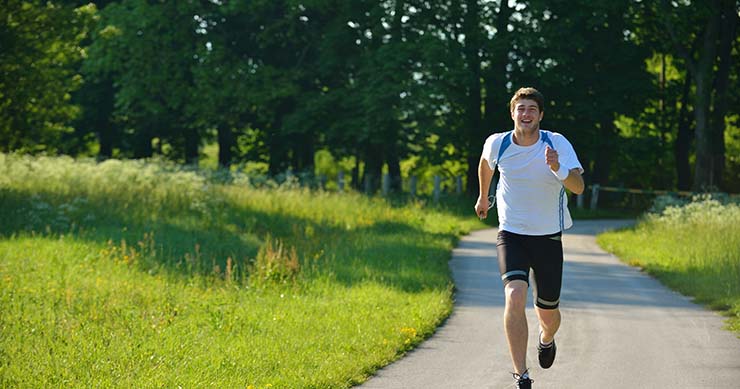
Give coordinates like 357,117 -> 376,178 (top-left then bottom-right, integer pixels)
0,153 -> 481,388
597,196 -> 740,335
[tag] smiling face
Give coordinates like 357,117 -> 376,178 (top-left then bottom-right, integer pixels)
511,98 -> 544,134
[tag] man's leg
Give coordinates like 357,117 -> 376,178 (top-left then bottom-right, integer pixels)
535,307 -> 561,344
504,280 -> 529,375
530,232 -> 564,369
531,232 -> 564,344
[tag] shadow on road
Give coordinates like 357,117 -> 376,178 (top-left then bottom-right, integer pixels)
562,260 -> 694,309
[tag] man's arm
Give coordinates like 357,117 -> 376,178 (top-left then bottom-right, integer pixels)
475,157 -> 494,218
545,145 -> 584,194
562,169 -> 584,194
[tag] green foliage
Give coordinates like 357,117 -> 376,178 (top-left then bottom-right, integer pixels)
1,1 -> 739,196
522,0 -> 654,186
0,1 -> 96,153
613,114 -> 675,189
84,0 -> 206,161
0,153 -> 483,387
597,195 -> 740,334
724,116 -> 740,193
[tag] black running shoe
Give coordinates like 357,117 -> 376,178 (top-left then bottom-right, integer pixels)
513,371 -> 533,389
537,333 -> 557,369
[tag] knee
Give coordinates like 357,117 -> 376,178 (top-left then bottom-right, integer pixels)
538,308 -> 561,327
504,281 -> 528,310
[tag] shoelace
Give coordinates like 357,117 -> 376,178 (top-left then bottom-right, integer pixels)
512,369 -> 533,383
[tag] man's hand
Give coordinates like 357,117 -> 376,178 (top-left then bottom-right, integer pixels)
475,196 -> 489,219
545,145 -> 560,171
545,145 -> 585,194
476,156 -> 494,220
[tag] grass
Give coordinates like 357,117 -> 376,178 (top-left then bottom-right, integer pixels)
597,195 -> 740,335
0,153 -> 482,388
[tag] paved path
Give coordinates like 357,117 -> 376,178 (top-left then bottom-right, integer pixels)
359,220 -> 740,388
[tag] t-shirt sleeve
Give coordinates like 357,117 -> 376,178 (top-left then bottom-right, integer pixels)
554,134 -> 584,174
481,135 -> 497,170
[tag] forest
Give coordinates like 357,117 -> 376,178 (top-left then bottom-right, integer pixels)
2,0 -> 739,194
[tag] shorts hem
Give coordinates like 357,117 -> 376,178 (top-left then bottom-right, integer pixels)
502,275 -> 529,285
535,297 -> 560,310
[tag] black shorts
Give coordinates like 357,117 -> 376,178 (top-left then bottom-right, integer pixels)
496,230 -> 563,310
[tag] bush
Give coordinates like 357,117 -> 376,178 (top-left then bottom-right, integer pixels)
250,236 -> 301,287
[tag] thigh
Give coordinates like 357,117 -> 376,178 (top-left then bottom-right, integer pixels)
530,232 -> 564,309
496,230 -> 531,285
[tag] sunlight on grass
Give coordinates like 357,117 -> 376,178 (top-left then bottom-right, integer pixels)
0,153 -> 482,387
597,195 -> 740,335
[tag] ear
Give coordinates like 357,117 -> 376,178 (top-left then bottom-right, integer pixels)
539,111 -> 544,121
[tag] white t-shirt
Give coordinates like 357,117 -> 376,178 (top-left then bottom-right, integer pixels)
481,129 -> 584,235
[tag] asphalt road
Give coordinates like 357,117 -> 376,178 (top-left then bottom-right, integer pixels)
359,220 -> 740,388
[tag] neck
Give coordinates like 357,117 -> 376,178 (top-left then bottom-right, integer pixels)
513,127 -> 540,146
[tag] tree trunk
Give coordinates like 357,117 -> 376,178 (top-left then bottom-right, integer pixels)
98,130 -> 114,160
292,132 -> 315,173
675,74 -> 693,191
94,77 -> 117,160
661,0 -> 723,190
467,155 -> 479,196
380,0 -> 404,194
217,124 -> 234,169
184,127 -> 199,166
709,0 -> 738,190
267,137 -> 288,176
693,74 -> 714,190
690,2 -> 721,190
268,101 -> 293,175
386,143 -> 402,192
364,146 -> 384,194
132,128 -> 153,159
463,0 -> 483,195
352,153 -> 361,191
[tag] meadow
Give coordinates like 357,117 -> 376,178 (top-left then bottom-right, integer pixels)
0,153 -> 482,388
597,195 -> 740,334
4,152 -> 737,388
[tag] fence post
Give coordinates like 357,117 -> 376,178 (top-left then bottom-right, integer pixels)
382,173 -> 390,196
590,184 -> 600,210
337,171 -> 344,192
456,176 -> 463,195
433,175 -> 441,203
577,192 -> 584,209
409,175 -> 417,198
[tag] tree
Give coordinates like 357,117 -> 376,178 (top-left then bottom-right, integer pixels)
649,0 -> 739,190
352,0 -> 412,193
86,0 -> 204,163
514,0 -> 653,188
0,1 -> 95,153
402,0 -> 518,194
222,0 -> 348,177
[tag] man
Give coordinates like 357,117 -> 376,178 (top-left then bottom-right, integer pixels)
474,87 -> 584,389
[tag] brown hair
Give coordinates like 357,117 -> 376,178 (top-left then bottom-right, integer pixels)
509,87 -> 545,113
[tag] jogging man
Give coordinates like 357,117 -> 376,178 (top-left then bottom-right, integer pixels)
474,87 -> 584,388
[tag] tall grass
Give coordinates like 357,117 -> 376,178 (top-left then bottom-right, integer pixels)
597,195 -> 740,334
0,153 -> 481,388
